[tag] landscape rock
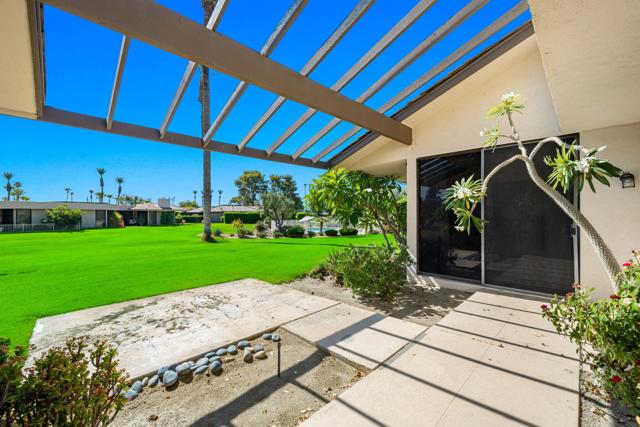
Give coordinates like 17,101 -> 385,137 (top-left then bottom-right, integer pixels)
243,348 -> 254,363
262,333 -> 272,340
205,351 -> 216,358
209,355 -> 221,364
254,344 -> 264,353
124,389 -> 138,400
216,348 -> 227,357
195,357 -> 209,368
210,360 -> 222,374
131,380 -> 143,393
175,362 -> 191,376
148,375 -> 159,387
227,345 -> 238,355
141,377 -> 149,387
255,350 -> 267,360
188,361 -> 195,367
194,365 -> 208,375
163,370 -> 178,387
272,334 -> 282,342
157,366 -> 170,379
237,340 -> 250,349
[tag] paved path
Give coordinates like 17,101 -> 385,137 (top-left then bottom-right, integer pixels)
302,291 -> 579,427
29,279 -> 338,378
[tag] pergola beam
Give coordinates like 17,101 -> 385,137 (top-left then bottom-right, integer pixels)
202,0 -> 307,147
265,0 -> 436,156
42,107 -> 329,169
158,0 -> 229,138
319,1 -> 529,164
237,0 -> 374,152
292,0 -> 488,159
42,0 -> 411,146
105,35 -> 130,130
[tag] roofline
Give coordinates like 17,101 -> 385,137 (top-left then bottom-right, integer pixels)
329,21 -> 535,166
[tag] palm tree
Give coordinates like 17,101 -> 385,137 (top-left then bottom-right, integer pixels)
96,168 -> 106,202
106,194 -> 113,204
116,177 -> 124,205
11,182 -> 23,201
193,190 -> 197,204
200,0 -> 216,241
89,189 -> 94,203
217,189 -> 223,206
70,191 -> 74,202
3,172 -> 13,201
64,187 -> 71,201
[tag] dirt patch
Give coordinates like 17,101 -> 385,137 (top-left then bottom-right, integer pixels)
112,329 -> 365,427
580,368 -> 637,427
284,277 -> 471,327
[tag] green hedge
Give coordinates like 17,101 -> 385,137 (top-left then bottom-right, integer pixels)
339,228 -> 358,236
223,211 -> 263,224
183,215 -> 203,224
286,226 -> 305,238
160,211 -> 175,225
324,229 -> 338,236
295,211 -> 312,220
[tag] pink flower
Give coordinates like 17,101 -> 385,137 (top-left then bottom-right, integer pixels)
540,304 -> 548,311
610,294 -> 621,300
611,375 -> 622,383
622,261 -> 632,267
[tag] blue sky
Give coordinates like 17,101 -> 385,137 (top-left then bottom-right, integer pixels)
0,0 -> 528,204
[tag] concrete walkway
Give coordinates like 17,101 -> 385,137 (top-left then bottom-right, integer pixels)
302,291 -> 579,427
29,279 -> 338,378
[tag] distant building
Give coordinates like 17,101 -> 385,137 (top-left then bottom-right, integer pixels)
186,205 -> 261,223
0,198 -> 179,228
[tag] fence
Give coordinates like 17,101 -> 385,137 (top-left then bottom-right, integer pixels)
0,223 -> 80,233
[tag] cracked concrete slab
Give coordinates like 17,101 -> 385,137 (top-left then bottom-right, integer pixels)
28,279 -> 338,378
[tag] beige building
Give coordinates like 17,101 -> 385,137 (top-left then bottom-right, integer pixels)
337,2 -> 640,298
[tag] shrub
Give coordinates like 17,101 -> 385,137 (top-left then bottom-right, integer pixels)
326,245 -> 411,299
160,211 -> 175,225
223,211 -> 262,224
108,210 -> 124,227
273,230 -> 284,239
1,337 -> 128,426
43,204 -> 82,228
0,338 -> 26,424
324,229 -> 338,237
255,220 -> 268,233
543,254 -> 640,414
286,226 -> 305,238
256,231 -> 268,239
339,227 -> 358,236
175,212 -> 184,223
183,214 -> 203,224
307,230 -> 317,238
213,228 -> 223,237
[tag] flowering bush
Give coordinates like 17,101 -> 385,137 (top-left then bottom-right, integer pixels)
542,253 -> 640,414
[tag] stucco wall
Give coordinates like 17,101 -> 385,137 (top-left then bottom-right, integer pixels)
81,210 -> 97,228
30,209 -> 47,225
340,34 -> 638,297
578,123 -> 640,297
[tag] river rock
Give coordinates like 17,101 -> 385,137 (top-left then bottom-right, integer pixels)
157,366 -> 170,379
262,333 -> 272,340
148,375 -> 159,387
272,334 -> 282,343
209,355 -> 221,364
205,351 -> 216,358
131,380 -> 143,393
175,362 -> 191,376
141,377 -> 149,387
243,348 -> 253,363
124,389 -> 138,400
195,357 -> 209,368
254,344 -> 264,353
210,360 -> 222,374
227,345 -> 238,355
255,350 -> 267,360
216,348 -> 227,357
194,365 -> 208,375
163,370 -> 178,387
237,340 -> 250,349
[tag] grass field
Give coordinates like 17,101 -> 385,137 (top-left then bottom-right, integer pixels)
0,224 -> 383,347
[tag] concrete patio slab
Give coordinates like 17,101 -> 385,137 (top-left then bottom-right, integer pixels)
302,291 -> 579,427
282,303 -> 426,370
28,279 -> 338,378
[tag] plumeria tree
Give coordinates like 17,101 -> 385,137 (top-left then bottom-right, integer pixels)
443,93 -> 623,289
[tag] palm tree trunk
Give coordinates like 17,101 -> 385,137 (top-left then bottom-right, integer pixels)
200,0 -> 216,241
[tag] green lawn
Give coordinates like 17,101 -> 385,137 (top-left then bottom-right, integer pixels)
0,225 -> 382,347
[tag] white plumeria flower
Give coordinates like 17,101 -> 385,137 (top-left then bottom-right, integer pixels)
454,225 -> 465,232
622,297 -> 634,306
501,91 -> 518,101
579,159 -> 591,173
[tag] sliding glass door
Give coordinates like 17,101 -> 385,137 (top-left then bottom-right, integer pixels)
417,142 -> 576,295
